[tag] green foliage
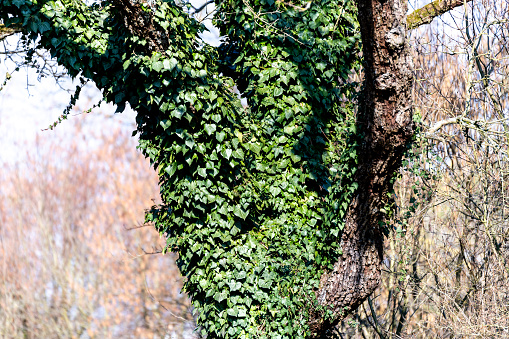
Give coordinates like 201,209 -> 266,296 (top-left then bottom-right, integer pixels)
0,0 -> 361,337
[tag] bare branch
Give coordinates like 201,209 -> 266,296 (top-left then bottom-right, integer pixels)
144,276 -> 191,322
141,246 -> 163,255
123,223 -> 154,231
0,23 -> 22,41
426,116 -> 463,135
191,0 -> 214,15
407,0 -> 473,31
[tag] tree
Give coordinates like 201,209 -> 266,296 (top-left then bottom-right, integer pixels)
0,0 -> 472,337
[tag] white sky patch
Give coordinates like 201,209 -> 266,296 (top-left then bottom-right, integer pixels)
191,0 -> 221,46
0,41 -> 136,166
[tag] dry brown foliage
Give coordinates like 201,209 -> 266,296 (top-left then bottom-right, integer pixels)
0,113 -> 197,338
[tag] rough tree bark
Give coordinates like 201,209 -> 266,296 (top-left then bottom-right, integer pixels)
310,0 -> 413,334
310,0 -> 473,335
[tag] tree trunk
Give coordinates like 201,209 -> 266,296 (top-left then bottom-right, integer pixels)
310,0 -> 415,335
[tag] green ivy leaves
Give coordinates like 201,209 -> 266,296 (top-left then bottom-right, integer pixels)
0,0 -> 361,337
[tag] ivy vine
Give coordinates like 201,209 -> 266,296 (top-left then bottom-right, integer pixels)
0,0 -> 361,337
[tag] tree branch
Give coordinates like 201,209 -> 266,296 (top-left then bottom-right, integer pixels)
0,23 -> 22,41
110,0 -> 169,53
426,116 -> 463,135
407,0 -> 473,30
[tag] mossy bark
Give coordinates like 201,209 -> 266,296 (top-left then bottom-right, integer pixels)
406,0 -> 473,30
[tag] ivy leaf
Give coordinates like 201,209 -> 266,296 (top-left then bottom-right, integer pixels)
165,163 -> 177,177
217,204 -> 228,215
197,168 -> 207,177
274,87 -> 283,97
222,148 -> 232,159
237,307 -> 247,317
234,205 -> 248,219
228,281 -> 242,291
84,30 -> 94,41
248,143 -> 261,154
152,60 -> 164,72
114,92 -> 125,104
216,131 -> 226,142
211,114 -> 221,123
160,119 -> 171,130
198,69 -> 207,77
214,291 -> 227,303
227,307 -> 239,317
172,106 -> 185,119
232,148 -> 244,160
199,279 -> 209,289
185,139 -> 195,148
30,20 -> 39,34
122,59 -> 131,70
204,124 -> 216,136
12,0 -> 25,8
163,57 -> 178,71
269,186 -> 281,197
284,125 -> 296,134
258,279 -> 272,289
38,22 -> 51,33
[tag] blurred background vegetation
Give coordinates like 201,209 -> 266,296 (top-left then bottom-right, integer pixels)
0,111 -> 198,338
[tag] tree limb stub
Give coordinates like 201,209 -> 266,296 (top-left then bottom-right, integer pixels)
407,0 -> 473,30
110,0 -> 168,53
0,23 -> 22,41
